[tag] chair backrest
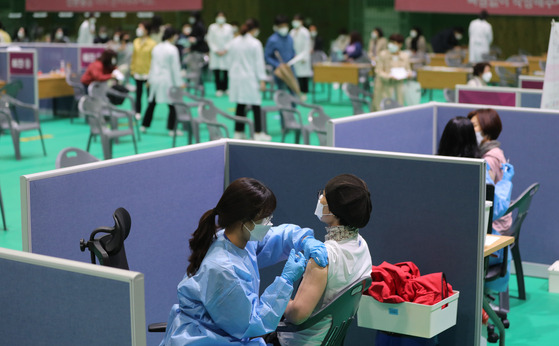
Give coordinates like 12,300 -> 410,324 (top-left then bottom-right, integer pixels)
495,66 -> 517,86
274,90 -> 297,109
78,95 -> 106,133
504,183 -> 540,242
445,53 -> 463,67
380,98 -> 401,110
88,82 -> 111,103
311,50 -> 328,65
281,278 -> 371,346
506,55 -> 528,64
79,207 -> 131,270
197,100 -> 230,140
443,88 -> 456,103
56,147 -> 100,168
0,80 -> 23,98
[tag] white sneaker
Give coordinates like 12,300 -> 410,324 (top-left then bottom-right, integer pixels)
254,132 -> 272,141
169,129 -> 184,137
233,131 -> 246,139
140,126 -> 147,133
135,113 -> 141,121
215,90 -> 224,97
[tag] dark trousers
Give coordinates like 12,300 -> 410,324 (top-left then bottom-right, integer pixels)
213,69 -> 228,92
235,104 -> 262,133
134,79 -> 148,114
298,77 -> 309,93
143,97 -> 177,130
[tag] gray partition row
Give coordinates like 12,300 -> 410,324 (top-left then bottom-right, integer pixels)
329,102 -> 559,268
0,247 -> 146,346
21,140 -> 486,346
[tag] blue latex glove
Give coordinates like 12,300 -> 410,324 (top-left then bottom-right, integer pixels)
302,236 -> 329,267
485,163 -> 495,185
501,163 -> 514,181
281,249 -> 307,285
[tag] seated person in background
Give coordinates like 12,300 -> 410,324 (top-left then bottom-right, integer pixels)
80,49 -> 123,89
277,174 -> 373,346
467,62 -> 492,87
330,28 -> 350,62
372,33 -> 412,110
343,31 -> 364,61
405,26 -> 427,57
430,27 -> 464,53
52,27 -> 70,43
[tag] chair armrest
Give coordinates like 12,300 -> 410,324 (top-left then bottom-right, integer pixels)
148,322 -> 167,333
215,108 -> 255,138
277,107 -> 304,125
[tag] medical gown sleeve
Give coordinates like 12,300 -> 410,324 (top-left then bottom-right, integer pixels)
255,223 -> 313,268
201,262 -> 294,340
492,179 -> 512,220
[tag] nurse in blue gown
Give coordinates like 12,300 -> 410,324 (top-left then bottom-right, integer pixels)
161,177 -> 329,345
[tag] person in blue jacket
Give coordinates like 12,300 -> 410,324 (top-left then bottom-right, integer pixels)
161,177 -> 329,345
264,14 -> 296,90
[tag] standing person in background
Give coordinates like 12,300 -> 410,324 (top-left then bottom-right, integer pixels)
230,21 -> 240,37
405,26 -> 427,57
142,27 -> 184,136
330,28 -> 350,62
13,27 -> 29,42
207,11 -> 234,97
264,15 -> 296,91
343,31 -> 364,61
188,12 -> 209,54
372,33 -> 412,110
469,10 -> 493,64
0,22 -> 11,43
367,27 -> 388,60
228,19 -> 271,141
77,13 -> 96,44
289,14 -> 313,101
431,27 -> 464,53
130,22 -> 157,121
150,15 -> 164,43
309,25 -> 324,53
176,23 -> 193,65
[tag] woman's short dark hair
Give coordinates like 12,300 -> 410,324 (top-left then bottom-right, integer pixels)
389,33 -> 405,44
187,178 -> 276,276
240,18 -> 260,36
139,21 -> 152,34
467,109 -> 502,140
325,174 -> 372,229
437,116 -> 480,158
274,15 -> 289,26
98,49 -> 117,69
473,62 -> 491,76
162,26 -> 176,42
374,27 -> 384,38
349,31 -> 363,44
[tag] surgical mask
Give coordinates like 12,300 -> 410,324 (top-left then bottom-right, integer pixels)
314,196 -> 333,221
278,27 -> 289,37
183,27 -> 192,35
136,27 -> 145,37
55,31 -> 64,40
475,131 -> 484,145
482,72 -> 492,83
113,35 -> 120,43
292,20 -> 302,29
99,33 -> 108,39
455,33 -> 463,40
244,218 -> 273,241
18,30 -> 25,39
111,58 -> 117,65
89,18 -> 96,25
410,30 -> 417,38
310,31 -> 317,38
189,17 -> 196,24
216,16 -> 226,25
371,32 -> 378,39
252,30 -> 260,38
388,42 -> 399,54
232,26 -> 239,34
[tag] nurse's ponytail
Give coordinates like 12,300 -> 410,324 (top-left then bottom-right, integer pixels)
186,177 -> 276,277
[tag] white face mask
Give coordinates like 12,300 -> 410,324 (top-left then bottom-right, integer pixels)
475,131 -> 484,145
189,17 -> 196,24
183,27 -> 192,35
482,72 -> 492,83
278,27 -> 289,37
455,33 -> 463,40
291,20 -> 302,29
410,30 -> 417,38
310,31 -> 317,38
136,27 -> 145,37
18,30 -> 25,39
244,218 -> 273,242
314,196 -> 333,221
99,33 -> 108,39
371,32 -> 378,39
388,42 -> 399,54
252,30 -> 260,38
216,16 -> 226,25
55,31 -> 64,40
113,35 -> 120,43
232,26 -> 238,34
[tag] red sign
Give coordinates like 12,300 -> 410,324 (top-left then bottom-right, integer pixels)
26,0 -> 202,12
9,52 -> 34,75
80,47 -> 105,69
395,0 -> 559,16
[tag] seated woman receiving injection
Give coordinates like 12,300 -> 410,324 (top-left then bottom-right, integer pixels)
277,174 -> 373,345
161,177 -> 328,346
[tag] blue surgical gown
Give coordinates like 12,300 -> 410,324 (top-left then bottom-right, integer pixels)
161,223 -> 313,345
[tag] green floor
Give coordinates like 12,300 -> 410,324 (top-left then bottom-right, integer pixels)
2,84 -> 558,344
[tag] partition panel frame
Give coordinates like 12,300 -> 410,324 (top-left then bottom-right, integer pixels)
455,84 -> 543,107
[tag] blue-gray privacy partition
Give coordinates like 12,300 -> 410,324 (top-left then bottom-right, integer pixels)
327,103 -> 435,154
227,141 -> 486,346
329,102 -> 559,271
0,247 -> 146,346
21,141 -> 226,346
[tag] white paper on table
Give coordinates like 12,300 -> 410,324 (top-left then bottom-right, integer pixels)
485,234 -> 499,247
390,67 -> 408,80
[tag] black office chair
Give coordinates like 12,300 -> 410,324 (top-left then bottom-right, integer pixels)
275,278 -> 372,346
79,207 -> 131,270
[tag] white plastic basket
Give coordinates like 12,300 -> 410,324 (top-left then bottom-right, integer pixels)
549,261 -> 559,294
357,291 -> 460,338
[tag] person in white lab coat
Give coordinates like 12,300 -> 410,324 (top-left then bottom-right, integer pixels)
468,10 -> 493,64
207,11 -> 234,97
77,13 -> 96,44
142,27 -> 184,135
289,14 -> 313,100
228,19 -> 271,142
